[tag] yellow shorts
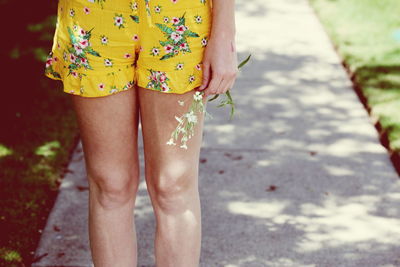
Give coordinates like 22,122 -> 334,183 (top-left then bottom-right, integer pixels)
44,0 -> 213,97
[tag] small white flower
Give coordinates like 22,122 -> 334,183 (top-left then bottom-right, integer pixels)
180,143 -> 188,149
175,115 -> 183,123
185,111 -> 197,123
178,100 -> 185,106
166,139 -> 176,145
193,91 -> 203,101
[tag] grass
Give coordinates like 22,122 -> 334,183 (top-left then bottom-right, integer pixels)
309,0 -> 400,151
0,1 -> 79,266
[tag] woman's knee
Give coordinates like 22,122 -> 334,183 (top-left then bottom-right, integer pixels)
87,165 -> 140,209
150,160 -> 199,212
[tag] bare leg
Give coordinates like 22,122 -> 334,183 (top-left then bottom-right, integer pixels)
70,87 -> 140,267
138,86 -> 207,267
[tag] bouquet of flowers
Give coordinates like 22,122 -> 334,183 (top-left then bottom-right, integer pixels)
166,54 -> 252,149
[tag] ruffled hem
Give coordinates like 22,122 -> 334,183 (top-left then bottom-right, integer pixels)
44,51 -> 136,98
44,50 -> 204,97
135,60 -> 204,95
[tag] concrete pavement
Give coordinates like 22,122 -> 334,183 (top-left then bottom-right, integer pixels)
33,0 -> 400,266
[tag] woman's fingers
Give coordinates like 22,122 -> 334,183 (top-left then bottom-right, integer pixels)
203,72 -> 223,97
199,62 -> 211,91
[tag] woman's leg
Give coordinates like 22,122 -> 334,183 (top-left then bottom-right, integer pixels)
138,86 -> 207,267
70,88 -> 140,267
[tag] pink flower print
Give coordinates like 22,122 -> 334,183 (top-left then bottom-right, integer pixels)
81,57 -> 88,65
69,53 -> 76,63
74,44 -> 83,55
189,75 -> 196,83
159,74 -> 167,82
132,34 -> 139,41
98,83 -> 105,91
195,63 -> 201,70
46,58 -> 53,68
172,17 -> 180,25
171,32 -> 183,43
124,53 -> 132,59
171,0 -> 178,3
179,42 -> 188,50
79,40 -> 89,49
151,72 -> 157,81
176,25 -> 186,33
80,28 -> 86,36
164,44 -> 174,53
161,83 -> 170,92
84,7 -> 90,14
71,71 -> 79,78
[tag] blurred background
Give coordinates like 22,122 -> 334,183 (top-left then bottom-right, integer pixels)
1,0 -> 400,266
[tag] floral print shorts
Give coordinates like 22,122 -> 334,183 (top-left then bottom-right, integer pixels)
44,0 -> 212,97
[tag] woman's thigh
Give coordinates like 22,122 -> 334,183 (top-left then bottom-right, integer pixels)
70,88 -> 140,189
138,86 -> 207,197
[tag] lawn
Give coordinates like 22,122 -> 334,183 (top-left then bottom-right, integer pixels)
0,1 -> 79,266
309,0 -> 400,152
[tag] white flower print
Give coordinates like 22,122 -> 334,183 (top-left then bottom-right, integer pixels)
100,35 -> 108,45
69,8 -> 75,17
150,47 -> 160,56
175,62 -> 184,70
114,14 -> 125,29
154,5 -> 161,13
83,7 -> 90,14
194,15 -> 202,24
163,16 -> 169,23
201,37 -> 208,47
104,58 -> 113,67
130,1 -> 138,11
188,75 -> 196,84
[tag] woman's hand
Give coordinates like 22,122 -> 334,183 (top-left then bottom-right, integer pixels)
198,34 -> 238,98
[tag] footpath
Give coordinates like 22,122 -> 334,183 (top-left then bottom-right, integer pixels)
33,0 -> 400,266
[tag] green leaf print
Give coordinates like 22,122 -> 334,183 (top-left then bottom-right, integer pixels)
65,26 -> 102,75
155,24 -> 174,35
185,30 -> 200,38
67,27 -> 77,44
155,13 -> 200,61
130,15 -> 140,23
86,47 -> 101,57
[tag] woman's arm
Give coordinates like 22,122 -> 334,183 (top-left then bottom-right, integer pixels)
198,0 -> 238,97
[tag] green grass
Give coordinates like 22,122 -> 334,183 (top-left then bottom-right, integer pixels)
310,0 -> 400,151
0,1 -> 79,266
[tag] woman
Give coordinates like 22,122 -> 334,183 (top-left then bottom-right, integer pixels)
44,0 -> 237,266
